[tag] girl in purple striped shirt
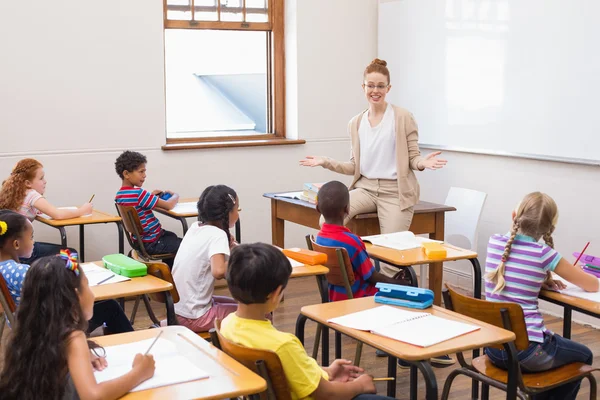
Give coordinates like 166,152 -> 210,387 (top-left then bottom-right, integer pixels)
484,192 -> 598,400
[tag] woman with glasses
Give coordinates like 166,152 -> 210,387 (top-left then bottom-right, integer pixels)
300,58 -> 447,278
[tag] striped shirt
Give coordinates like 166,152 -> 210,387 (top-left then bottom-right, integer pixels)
485,233 -> 561,343
316,223 -> 377,302
115,187 -> 162,243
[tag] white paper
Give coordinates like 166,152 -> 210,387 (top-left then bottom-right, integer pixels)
273,191 -> 303,200
373,314 -> 480,347
556,278 -> 600,302
170,202 -> 198,215
362,231 -> 441,251
81,263 -> 130,286
94,338 -> 209,392
287,257 -> 304,268
39,207 -> 92,220
327,305 -> 429,332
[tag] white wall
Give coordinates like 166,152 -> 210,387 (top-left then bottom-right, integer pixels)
0,0 -> 378,259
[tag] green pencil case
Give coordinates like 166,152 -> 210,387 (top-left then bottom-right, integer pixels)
102,254 -> 147,278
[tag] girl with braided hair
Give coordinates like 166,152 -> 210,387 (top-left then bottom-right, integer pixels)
172,185 -> 240,332
484,192 -> 598,400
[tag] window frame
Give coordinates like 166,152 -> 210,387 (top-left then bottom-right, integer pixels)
162,0 -> 295,149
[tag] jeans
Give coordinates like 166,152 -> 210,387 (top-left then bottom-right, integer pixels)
88,300 -> 133,334
20,242 -> 77,265
485,332 -> 593,400
353,395 -> 396,400
143,230 -> 182,268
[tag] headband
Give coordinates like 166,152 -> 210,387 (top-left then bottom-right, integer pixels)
59,249 -> 80,276
0,221 -> 6,236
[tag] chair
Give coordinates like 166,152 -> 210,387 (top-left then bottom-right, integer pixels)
0,275 -> 17,350
211,319 -> 292,400
419,187 -> 487,288
306,234 -> 363,366
442,284 -> 597,400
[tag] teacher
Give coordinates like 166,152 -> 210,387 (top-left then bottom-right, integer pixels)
300,58 -> 447,277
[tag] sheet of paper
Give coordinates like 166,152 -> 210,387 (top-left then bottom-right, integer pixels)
327,305 -> 429,332
273,191 -> 303,200
556,278 -> 600,302
81,263 -> 130,286
94,338 -> 209,392
287,256 -> 304,268
373,314 -> 480,347
362,231 -> 441,251
39,207 -> 92,219
170,202 -> 198,215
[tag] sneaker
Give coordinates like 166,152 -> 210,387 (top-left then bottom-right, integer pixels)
430,354 -> 456,367
375,350 -> 411,369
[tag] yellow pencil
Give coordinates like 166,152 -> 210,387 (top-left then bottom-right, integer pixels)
373,377 -> 395,381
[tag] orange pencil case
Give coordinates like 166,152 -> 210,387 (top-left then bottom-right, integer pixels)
422,242 -> 447,259
283,248 -> 327,265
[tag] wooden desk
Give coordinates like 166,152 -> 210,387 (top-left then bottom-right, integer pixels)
93,326 -> 266,400
297,297 -> 515,400
540,290 -> 600,339
36,210 -> 124,262
366,243 -> 482,301
155,198 -> 241,243
264,193 -> 456,305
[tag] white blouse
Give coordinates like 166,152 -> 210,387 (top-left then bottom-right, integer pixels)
358,103 -> 397,180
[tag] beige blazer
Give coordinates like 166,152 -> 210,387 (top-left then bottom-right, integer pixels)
322,105 -> 424,210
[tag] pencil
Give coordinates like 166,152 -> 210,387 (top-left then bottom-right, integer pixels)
574,242 -> 590,266
144,330 -> 163,355
373,377 -> 395,381
88,194 -> 95,203
96,274 -> 115,285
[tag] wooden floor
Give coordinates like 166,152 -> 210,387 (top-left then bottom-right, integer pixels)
1,276 -> 599,399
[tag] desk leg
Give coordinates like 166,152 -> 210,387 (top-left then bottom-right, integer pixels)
271,199 -> 284,247
387,356 -> 397,398
470,258 -> 482,299
295,314 -> 307,344
58,227 -> 67,247
315,275 -> 328,304
116,222 -> 124,254
429,212 -> 445,306
410,365 -> 418,400
321,326 -> 329,366
177,216 -> 189,236
415,361 -> 437,400
563,307 -> 572,339
79,225 -> 85,262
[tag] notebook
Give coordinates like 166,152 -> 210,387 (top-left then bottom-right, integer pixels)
328,305 -> 480,347
552,275 -> 600,302
362,231 -> 441,251
273,191 -> 304,200
94,338 -> 209,392
81,263 -> 130,286
170,202 -> 198,215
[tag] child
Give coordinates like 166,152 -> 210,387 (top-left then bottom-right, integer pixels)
114,150 -> 181,266
0,253 -> 155,400
0,158 -> 89,264
484,192 -> 598,400
0,210 -> 134,334
222,243 -> 395,400
172,185 -> 239,332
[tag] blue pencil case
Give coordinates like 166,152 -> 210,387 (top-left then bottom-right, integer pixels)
374,283 -> 434,309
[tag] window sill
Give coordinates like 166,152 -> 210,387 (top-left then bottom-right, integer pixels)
162,138 -> 306,150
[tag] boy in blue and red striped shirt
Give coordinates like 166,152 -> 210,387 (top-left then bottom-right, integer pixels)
114,150 -> 181,266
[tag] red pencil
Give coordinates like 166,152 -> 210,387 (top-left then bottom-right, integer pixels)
573,242 -> 590,266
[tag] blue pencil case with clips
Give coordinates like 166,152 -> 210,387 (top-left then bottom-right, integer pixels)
374,283 -> 434,309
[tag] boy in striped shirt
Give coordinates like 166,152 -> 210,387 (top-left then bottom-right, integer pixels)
114,150 -> 181,266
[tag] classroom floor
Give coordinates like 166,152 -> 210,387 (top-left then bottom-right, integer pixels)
1,277 -> 598,399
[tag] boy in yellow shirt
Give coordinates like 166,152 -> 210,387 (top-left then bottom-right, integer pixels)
220,243 -> 395,400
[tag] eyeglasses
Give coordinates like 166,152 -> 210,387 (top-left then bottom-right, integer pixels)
364,83 -> 389,91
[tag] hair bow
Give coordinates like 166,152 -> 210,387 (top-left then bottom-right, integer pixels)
60,249 -> 80,276
0,221 -> 7,236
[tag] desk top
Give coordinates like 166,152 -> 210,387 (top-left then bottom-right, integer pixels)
36,210 -> 121,227
365,243 -> 478,266
290,264 -> 329,278
89,261 -> 173,301
93,326 -> 266,400
301,297 -> 514,360
540,289 -> 600,316
155,198 -> 198,218
264,192 -> 455,217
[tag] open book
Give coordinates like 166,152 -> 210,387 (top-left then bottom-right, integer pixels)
94,338 -> 209,392
362,231 -> 441,251
81,263 -> 130,286
328,305 -> 479,347
273,191 -> 304,200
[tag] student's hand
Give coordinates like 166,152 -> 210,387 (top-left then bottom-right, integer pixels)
90,351 -> 108,371
132,354 -> 155,381
354,374 -> 376,394
299,156 -> 324,167
543,277 -> 567,291
79,202 -> 93,216
419,152 -> 447,170
327,359 -> 364,382
152,190 -> 163,196
229,235 -> 239,249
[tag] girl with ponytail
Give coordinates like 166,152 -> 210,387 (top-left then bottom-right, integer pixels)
484,192 -> 598,400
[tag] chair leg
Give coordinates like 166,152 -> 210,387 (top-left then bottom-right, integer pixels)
588,374 -> 597,400
142,295 -> 161,326
0,313 -> 5,350
481,382 -> 490,400
420,264 -> 427,288
354,341 -> 363,367
441,369 -> 468,400
312,324 -> 322,359
335,331 -> 342,359
129,296 -> 141,325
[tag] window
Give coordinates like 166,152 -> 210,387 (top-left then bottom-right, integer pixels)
163,0 -> 289,148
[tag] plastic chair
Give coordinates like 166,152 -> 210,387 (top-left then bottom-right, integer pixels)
442,284 -> 597,400
211,318 -> 292,400
419,187 -> 487,288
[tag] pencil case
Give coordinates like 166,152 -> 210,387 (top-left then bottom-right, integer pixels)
102,254 -> 147,278
374,283 -> 434,309
582,266 -> 600,279
422,242 -> 447,259
572,252 -> 600,268
283,248 -> 327,265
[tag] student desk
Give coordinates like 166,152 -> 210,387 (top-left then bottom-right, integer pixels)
155,198 -> 242,243
366,243 -> 481,305
540,290 -> 600,339
296,297 -> 515,400
35,210 -> 124,262
93,326 -> 267,400
264,193 -> 455,305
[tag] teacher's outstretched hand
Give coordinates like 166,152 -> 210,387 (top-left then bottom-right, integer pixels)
420,151 -> 447,170
299,156 -> 325,167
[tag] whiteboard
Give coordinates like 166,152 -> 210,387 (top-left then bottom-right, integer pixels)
379,0 -> 600,164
